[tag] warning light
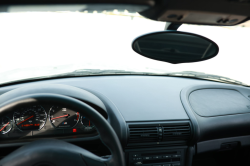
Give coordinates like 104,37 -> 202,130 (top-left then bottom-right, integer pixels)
73,128 -> 77,133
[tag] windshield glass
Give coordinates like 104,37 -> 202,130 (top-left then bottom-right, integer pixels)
0,9 -> 249,85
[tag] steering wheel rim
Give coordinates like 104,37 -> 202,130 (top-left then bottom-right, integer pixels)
0,93 -> 125,166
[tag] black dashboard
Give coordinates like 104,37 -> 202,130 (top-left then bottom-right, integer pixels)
0,75 -> 250,166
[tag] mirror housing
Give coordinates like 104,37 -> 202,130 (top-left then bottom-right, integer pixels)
132,31 -> 219,64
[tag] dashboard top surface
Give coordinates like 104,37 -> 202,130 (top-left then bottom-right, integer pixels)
0,75 -> 230,122
0,75 -> 250,155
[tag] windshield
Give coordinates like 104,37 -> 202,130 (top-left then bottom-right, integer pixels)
0,9 -> 249,85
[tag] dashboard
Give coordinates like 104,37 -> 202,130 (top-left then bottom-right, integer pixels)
0,75 -> 250,166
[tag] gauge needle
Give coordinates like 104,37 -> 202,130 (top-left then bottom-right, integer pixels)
51,114 -> 69,120
0,122 -> 10,132
17,115 -> 34,125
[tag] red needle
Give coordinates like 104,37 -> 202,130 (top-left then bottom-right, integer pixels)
51,114 -> 69,120
17,115 -> 34,125
0,122 -> 10,132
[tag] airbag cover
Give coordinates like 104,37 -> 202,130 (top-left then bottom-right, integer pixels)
189,89 -> 250,117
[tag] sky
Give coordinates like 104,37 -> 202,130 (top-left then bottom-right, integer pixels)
0,11 -> 249,85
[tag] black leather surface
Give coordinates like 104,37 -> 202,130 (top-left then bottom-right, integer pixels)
0,139 -> 89,166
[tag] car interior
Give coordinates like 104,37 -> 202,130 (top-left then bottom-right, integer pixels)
0,0 -> 250,166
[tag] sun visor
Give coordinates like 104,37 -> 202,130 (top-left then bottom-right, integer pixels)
158,10 -> 248,26
140,0 -> 250,26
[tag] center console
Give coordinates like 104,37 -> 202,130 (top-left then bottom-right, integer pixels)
125,122 -> 192,166
126,148 -> 186,166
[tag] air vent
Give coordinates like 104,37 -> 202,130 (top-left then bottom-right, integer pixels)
127,122 -> 191,148
162,123 -> 191,142
128,125 -> 159,143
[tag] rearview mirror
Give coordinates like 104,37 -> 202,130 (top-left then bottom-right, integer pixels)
132,31 -> 219,64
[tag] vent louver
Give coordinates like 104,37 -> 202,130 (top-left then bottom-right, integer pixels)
162,124 -> 191,141
127,122 -> 191,147
128,126 -> 159,143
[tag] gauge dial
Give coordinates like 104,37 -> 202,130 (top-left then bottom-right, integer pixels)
49,106 -> 80,129
14,105 -> 47,131
0,117 -> 12,134
81,116 -> 95,130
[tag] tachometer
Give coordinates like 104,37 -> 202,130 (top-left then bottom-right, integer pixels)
14,105 -> 47,131
0,117 -> 12,134
49,106 -> 80,129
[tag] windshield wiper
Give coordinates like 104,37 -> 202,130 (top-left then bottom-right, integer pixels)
162,71 -> 248,86
0,69 -> 247,87
57,69 -> 248,86
50,69 -> 150,77
70,69 -> 145,75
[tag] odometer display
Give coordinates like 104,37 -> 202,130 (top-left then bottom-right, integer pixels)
49,106 -> 80,129
14,105 -> 47,131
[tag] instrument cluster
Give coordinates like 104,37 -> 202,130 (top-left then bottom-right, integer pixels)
0,105 -> 96,136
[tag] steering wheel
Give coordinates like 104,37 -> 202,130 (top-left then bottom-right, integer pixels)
0,93 -> 125,166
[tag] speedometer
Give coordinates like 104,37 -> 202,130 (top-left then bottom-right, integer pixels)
14,105 -> 47,131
